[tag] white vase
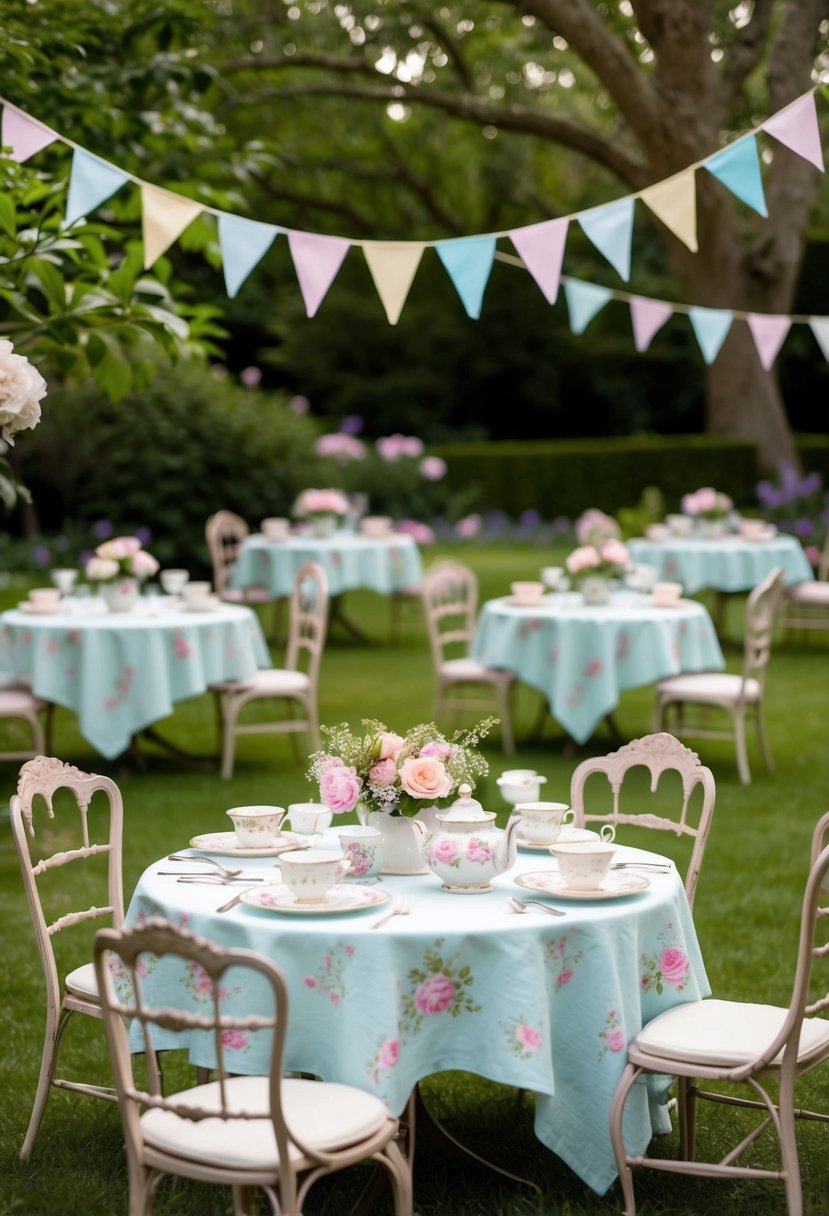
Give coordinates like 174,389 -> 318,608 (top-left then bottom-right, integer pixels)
101,577 -> 139,613
362,809 -> 429,875
309,513 -> 339,539
580,575 -> 611,606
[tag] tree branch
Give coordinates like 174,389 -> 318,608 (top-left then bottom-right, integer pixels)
720,0 -> 777,102
417,12 -> 476,92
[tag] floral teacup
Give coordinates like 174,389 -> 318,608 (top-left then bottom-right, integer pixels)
549,840 -> 617,890
226,805 -> 286,848
278,849 -> 352,903
515,801 -> 574,844
338,826 -> 383,879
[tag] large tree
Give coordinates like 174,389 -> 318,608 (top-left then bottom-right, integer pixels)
214,0 -> 829,466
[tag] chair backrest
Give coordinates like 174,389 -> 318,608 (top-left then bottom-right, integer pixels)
11,756 -> 124,1004
741,566 -> 785,690
421,560 -> 478,668
569,732 -> 716,909
205,510 -> 250,596
285,562 -> 329,684
93,918 -> 302,1202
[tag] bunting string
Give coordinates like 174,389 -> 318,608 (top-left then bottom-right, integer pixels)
0,85 -> 827,369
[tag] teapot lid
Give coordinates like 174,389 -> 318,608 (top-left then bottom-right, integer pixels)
442,782 -> 488,821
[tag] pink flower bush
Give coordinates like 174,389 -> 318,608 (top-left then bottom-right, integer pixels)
319,764 -> 362,814
420,456 -> 447,480
456,514 -> 482,539
376,434 -> 424,461
395,519 -> 436,545
415,973 -> 456,1015
293,488 -> 350,518
575,508 -> 620,545
658,946 -> 689,987
399,755 -> 452,800
315,433 -> 366,461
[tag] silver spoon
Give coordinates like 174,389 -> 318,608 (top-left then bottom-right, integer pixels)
167,854 -> 243,878
507,896 -> 566,918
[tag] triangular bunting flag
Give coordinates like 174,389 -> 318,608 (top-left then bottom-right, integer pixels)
1,105 -> 57,162
704,135 -> 768,216
629,296 -> 673,352
65,149 -> 129,227
809,317 -> 829,361
287,231 -> 350,318
563,279 -> 612,334
763,93 -> 824,172
435,236 -> 496,319
577,197 -> 634,281
689,306 -> 733,364
640,170 -> 698,252
362,241 -> 425,325
746,313 -> 791,370
218,213 -> 280,299
509,218 -> 568,304
141,184 -> 204,268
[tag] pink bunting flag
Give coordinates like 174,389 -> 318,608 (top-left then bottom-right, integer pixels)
763,93 -> 824,172
1,105 -> 57,162
509,218 -> 568,304
287,231 -> 351,318
746,314 -> 791,370
629,297 -> 673,352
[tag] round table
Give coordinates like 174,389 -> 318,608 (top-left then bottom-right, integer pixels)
627,533 -> 813,594
472,590 -> 724,744
230,532 -> 424,599
125,835 -> 709,1196
0,597 -> 270,759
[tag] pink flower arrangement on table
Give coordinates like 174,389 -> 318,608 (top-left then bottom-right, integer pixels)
575,507 -> 621,546
565,537 -> 630,584
680,486 -> 733,520
293,488 -> 350,519
84,536 -> 159,583
307,717 -> 495,818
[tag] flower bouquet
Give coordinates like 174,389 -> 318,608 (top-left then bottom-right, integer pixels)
308,718 -> 496,818
85,536 -> 160,583
565,538 -> 630,584
574,507 -> 621,546
680,487 -> 733,521
293,487 -> 350,537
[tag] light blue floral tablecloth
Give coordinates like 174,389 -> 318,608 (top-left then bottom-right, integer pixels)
230,532 -> 423,598
627,534 -> 813,594
124,837 -> 709,1196
0,598 -> 270,758
472,591 -> 725,744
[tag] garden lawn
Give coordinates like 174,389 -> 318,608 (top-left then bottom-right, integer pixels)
2,543 -> 829,1216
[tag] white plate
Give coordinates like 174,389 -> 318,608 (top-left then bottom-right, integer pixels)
517,828 -> 600,850
179,598 -> 221,613
515,870 -> 650,901
240,882 -> 389,915
189,830 -> 313,858
18,602 -> 62,615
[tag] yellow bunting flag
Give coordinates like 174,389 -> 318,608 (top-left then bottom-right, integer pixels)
141,184 -> 204,268
640,170 -> 698,252
362,242 -> 425,325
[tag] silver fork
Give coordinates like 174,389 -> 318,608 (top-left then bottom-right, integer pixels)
168,854 -> 243,878
370,894 -> 414,930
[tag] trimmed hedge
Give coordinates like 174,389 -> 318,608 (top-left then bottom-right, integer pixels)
433,435 -> 761,518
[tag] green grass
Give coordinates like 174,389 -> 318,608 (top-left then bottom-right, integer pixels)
2,545 -> 829,1215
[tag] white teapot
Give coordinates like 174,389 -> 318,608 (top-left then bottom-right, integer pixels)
419,784 -> 522,892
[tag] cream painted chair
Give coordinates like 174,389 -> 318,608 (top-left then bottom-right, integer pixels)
569,732 -> 716,911
11,755 -> 124,1160
421,559 -> 515,754
781,531 -> 829,635
210,562 -> 328,778
0,680 -> 52,762
94,918 -> 412,1216
609,839 -> 829,1216
206,510 -> 270,607
653,567 -> 785,784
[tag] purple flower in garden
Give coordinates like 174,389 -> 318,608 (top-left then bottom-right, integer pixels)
795,518 -> 814,537
134,526 -> 153,545
420,456 -> 447,481
483,510 -> 510,538
340,414 -> 364,435
32,544 -> 50,566
93,519 -> 114,539
290,395 -> 310,414
240,366 -> 262,388
520,509 -> 541,528
552,516 -> 572,535
800,472 -> 822,496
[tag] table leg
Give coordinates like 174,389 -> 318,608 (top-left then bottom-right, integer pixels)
329,594 -> 373,644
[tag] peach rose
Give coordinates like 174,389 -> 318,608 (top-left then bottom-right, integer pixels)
376,731 -> 404,760
399,755 -> 452,800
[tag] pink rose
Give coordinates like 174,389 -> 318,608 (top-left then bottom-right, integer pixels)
420,456 -> 447,481
129,550 -> 159,579
516,1023 -> 541,1051
399,755 -> 452,800
221,1029 -> 247,1050
376,731 -> 404,760
414,973 -> 456,1015
97,536 -> 141,560
369,758 -> 397,786
378,1037 -> 400,1070
419,741 -> 452,760
659,947 -> 689,987
319,764 -> 362,814
565,545 -> 600,575
556,968 -> 574,988
606,1028 -> 625,1053
599,538 -> 629,566
431,837 -> 458,864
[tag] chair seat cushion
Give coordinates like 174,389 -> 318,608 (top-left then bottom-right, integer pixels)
635,998 -> 829,1068
441,658 -> 512,683
65,962 -> 98,1000
0,688 -> 47,713
786,582 -> 829,606
141,1076 -> 391,1170
656,673 -> 760,703
210,669 -> 310,696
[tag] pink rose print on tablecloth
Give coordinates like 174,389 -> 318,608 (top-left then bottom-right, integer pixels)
585,658 -> 602,678
103,665 -> 134,712
598,1009 -> 626,1059
183,959 -> 240,1005
545,929 -> 583,992
615,630 -> 630,661
173,629 -> 193,660
565,681 -> 585,708
368,1035 -> 401,1084
518,618 -> 542,639
640,925 -> 691,995
501,1016 -> 543,1059
221,1029 -> 249,1052
304,943 -> 356,1006
400,939 -> 480,1035
416,973 -> 456,1015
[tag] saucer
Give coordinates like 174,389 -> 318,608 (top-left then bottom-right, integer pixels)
189,830 -> 313,858
179,597 -> 220,613
507,597 -> 547,608
648,596 -> 684,609
18,601 -> 62,615
240,882 -> 389,915
515,870 -> 650,901
516,828 -> 600,850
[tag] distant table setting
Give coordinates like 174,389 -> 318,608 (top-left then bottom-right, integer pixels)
125,814 -> 709,1197
472,587 -> 725,744
627,528 -> 813,594
0,590 -> 270,759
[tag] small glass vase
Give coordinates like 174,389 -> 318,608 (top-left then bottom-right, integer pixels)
309,513 -> 339,539
101,576 -> 140,613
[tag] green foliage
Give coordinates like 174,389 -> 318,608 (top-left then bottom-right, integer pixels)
15,362 -> 326,569
616,486 -> 667,541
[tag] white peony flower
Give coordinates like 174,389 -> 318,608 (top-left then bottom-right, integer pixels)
86,556 -> 120,581
129,550 -> 159,578
0,339 -> 47,445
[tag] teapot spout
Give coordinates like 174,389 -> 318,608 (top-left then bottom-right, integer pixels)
498,811 -> 523,873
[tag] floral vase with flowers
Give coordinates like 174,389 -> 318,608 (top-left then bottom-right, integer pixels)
308,717 -> 496,874
293,488 -> 350,538
680,487 -> 734,536
565,538 -> 630,604
85,537 -> 159,612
